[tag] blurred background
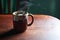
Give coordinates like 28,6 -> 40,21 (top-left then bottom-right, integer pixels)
0,0 -> 60,19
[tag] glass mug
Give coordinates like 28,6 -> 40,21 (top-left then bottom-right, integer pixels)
13,11 -> 34,33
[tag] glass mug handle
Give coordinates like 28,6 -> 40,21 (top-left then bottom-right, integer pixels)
27,14 -> 34,26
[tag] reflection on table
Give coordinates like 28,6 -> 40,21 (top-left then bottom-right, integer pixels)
0,14 -> 60,40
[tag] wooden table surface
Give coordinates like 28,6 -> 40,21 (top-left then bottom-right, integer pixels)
0,14 -> 60,40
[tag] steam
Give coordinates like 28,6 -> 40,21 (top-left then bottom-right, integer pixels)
19,1 -> 33,11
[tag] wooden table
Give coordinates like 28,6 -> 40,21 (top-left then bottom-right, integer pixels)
0,14 -> 60,40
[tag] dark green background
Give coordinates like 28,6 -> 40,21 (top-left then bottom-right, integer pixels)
0,0 -> 60,19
